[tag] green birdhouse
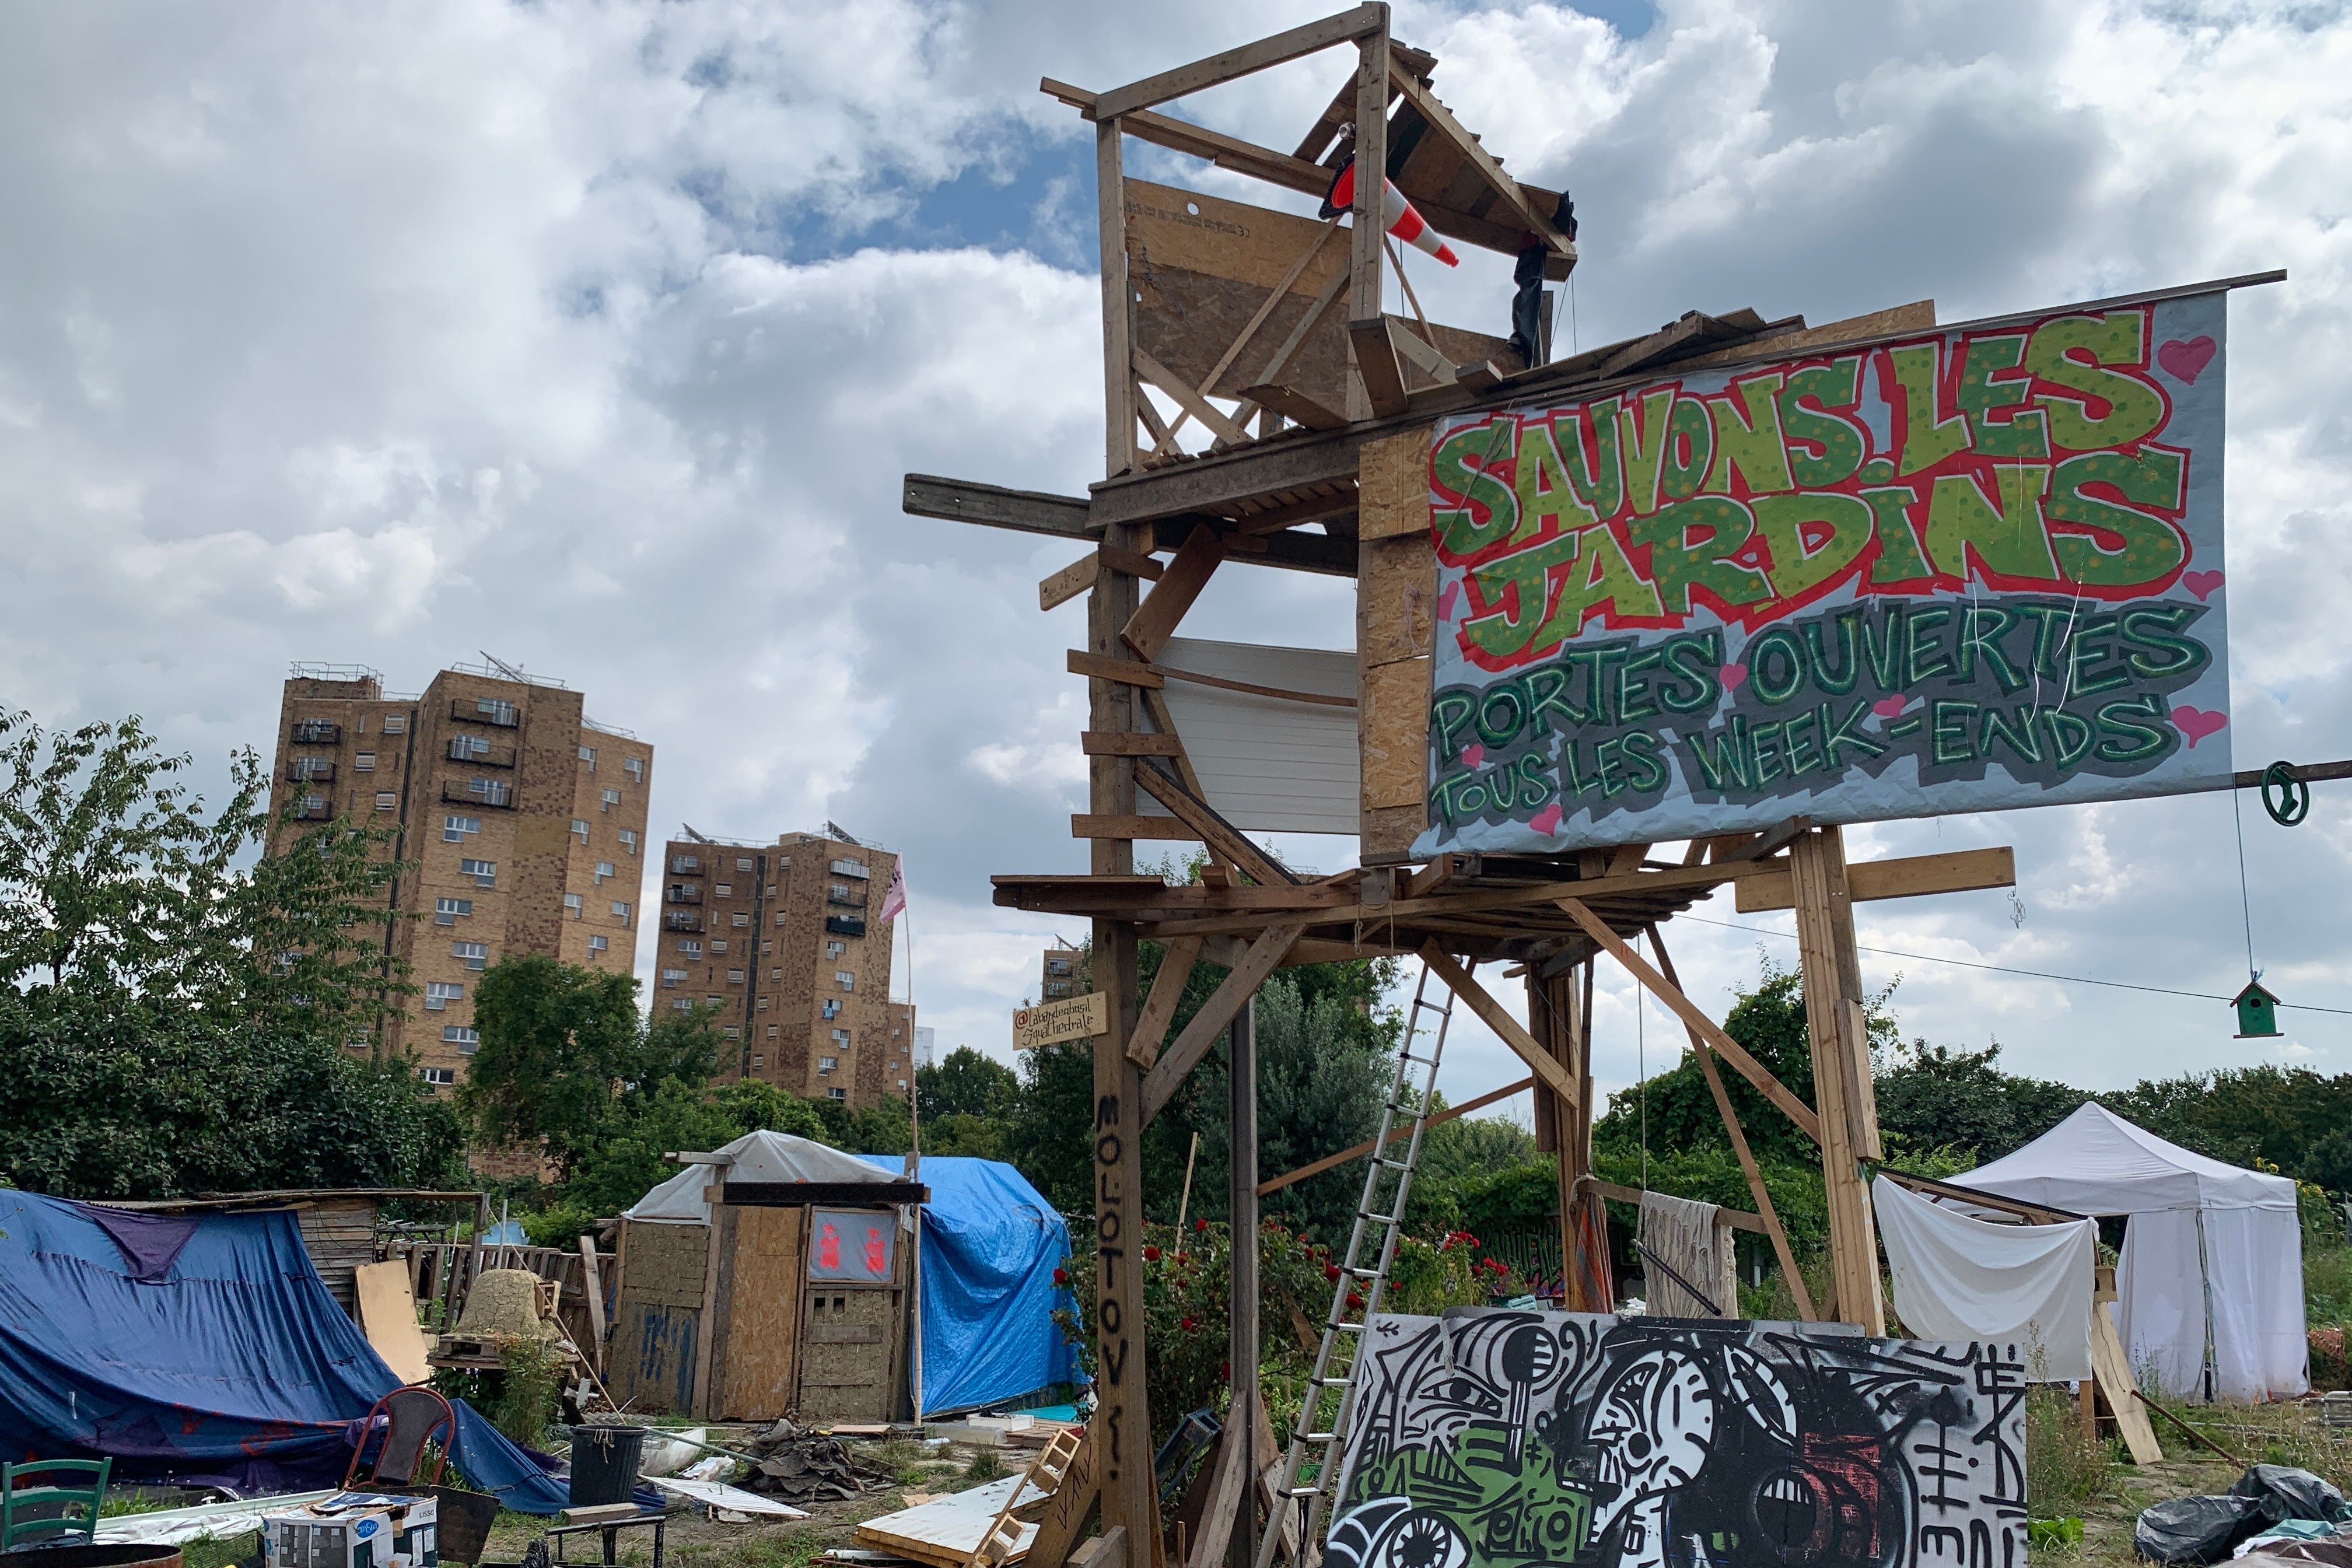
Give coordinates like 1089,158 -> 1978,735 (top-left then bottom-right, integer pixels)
2234,978 -> 2283,1039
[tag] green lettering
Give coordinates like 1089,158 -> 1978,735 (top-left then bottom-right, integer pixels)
1979,705 -> 2043,766
1923,464 -> 2062,584
1803,612 -> 1862,696
1513,419 -> 1599,541
2022,311 -> 2166,451
1860,604 -> 1907,690
1461,533 -> 1580,659
1618,388 -> 1676,517
1474,682 -> 1530,748
1687,727 -> 1751,792
2067,614 -> 2129,696
1621,730 -> 1669,794
1752,491 -> 1873,602
2014,602 -> 2074,680
2119,604 -> 2211,681
1617,648 -> 1664,722
1887,341 -> 1973,477
1957,606 -> 2028,694
1821,698 -> 1884,764
2047,449 -> 2188,586
1749,719 -> 1784,786
1778,358 -> 1866,487
1657,633 -> 1723,714
2095,694 -> 2171,763
1514,750 -> 1557,807
1747,627 -> 1807,705
1863,485 -> 1936,585
1907,606 -> 1952,685
1525,665 -> 1586,733
1703,372 -> 1797,495
1661,396 -> 1714,501
1431,692 -> 1477,759
1593,737 -> 1628,798
1784,710 -> 1824,776
1431,418 -> 1520,555
1630,498 -> 1773,617
1957,331 -> 2050,458
2043,709 -> 2096,769
1574,397 -> 1626,519
1531,524 -> 1663,645
1930,699 -> 1980,766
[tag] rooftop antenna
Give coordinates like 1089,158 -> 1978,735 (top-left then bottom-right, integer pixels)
825,820 -> 863,846
480,650 -> 530,684
680,823 -> 714,844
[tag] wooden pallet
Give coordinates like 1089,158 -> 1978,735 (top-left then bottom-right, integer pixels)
968,1426 -> 1086,1568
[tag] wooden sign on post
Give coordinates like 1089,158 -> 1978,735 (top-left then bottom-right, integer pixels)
1014,992 -> 1111,1050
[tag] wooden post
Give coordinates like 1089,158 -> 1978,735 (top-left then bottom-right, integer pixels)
579,1234 -> 608,1377
1343,19 -> 1387,421
1098,119 -> 1136,476
691,1181 -> 724,1418
1788,827 -> 1884,1333
1530,967 -> 1584,1308
1227,1000 -> 1259,1568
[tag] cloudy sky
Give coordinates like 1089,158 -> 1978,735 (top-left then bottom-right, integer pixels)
4,0 -> 2350,1133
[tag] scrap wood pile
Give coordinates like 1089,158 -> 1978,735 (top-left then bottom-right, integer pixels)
849,1476 -> 1037,1568
738,1418 -> 898,1504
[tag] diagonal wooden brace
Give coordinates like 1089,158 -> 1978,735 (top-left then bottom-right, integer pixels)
1418,943 -> 1578,1106
1126,936 -> 1201,1069
1554,898 -> 1823,1144
1141,922 -> 1305,1123
1132,762 -> 1297,887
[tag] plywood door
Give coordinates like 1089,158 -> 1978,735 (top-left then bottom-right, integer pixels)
719,1205 -> 806,1420
797,1286 -> 899,1423
607,1220 -> 709,1415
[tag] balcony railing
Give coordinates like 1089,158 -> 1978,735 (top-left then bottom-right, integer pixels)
828,890 -> 867,909
825,915 -> 867,937
292,798 -> 335,822
666,886 -> 703,905
441,780 -> 515,810
668,856 -> 702,874
291,720 -> 342,745
661,912 -> 704,933
450,698 -> 520,729
446,738 -> 517,768
287,760 -> 337,783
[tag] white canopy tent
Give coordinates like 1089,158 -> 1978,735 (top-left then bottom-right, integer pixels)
622,1130 -> 906,1225
1959,1102 -> 2306,1402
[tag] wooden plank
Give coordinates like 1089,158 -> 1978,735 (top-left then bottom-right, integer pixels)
1258,1076 -> 1534,1196
1554,900 -> 1824,1143
1023,1418 -> 1101,1568
1069,1526 -> 1126,1568
1788,828 -> 1882,1332
1348,27 -> 1387,417
1185,1420 -> 1249,1568
1388,317 -> 1457,386
355,1261 -> 434,1385
1131,763 -> 1298,887
691,1182 -> 724,1418
1045,81 -> 1332,200
1360,535 -> 1434,667
1579,1178 -> 1766,1235
1383,62 -> 1572,257
1348,317 -> 1410,418
1155,662 -> 1356,708
1142,923 -> 1306,1124
1074,814 -> 1212,842
1098,120 -> 1136,474
1120,523 -> 1224,661
1359,656 -> 1429,813
1735,845 -> 2017,912
1093,7 -> 1384,120
578,1234 -> 608,1377
719,1203 -> 805,1420
1133,346 -> 1253,446
1418,944 -> 1578,1103
723,1182 -> 928,1205
1357,426 -> 1433,541
907,475 -> 1095,540
1126,936 -> 1202,1069
2091,1303 -> 2165,1464
1238,383 -> 1347,432
1645,924 -> 1817,1322
1068,650 -> 1164,689
1041,554 -> 1100,612
1082,732 -> 1184,757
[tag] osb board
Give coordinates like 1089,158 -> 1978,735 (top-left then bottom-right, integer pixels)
1357,426 -> 1434,540
1359,534 -> 1435,667
610,1301 -> 698,1416
1360,656 -> 1430,814
616,1219 -> 709,1309
354,1260 -> 433,1386
1362,802 -> 1429,866
717,1204 -> 805,1420
1125,178 -> 1342,298
1675,298 -> 1936,370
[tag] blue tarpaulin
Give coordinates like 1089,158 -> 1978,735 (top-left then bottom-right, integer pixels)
859,1156 -> 1081,1415
0,1189 -> 570,1512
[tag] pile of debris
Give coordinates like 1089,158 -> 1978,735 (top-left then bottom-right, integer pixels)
738,1419 -> 898,1504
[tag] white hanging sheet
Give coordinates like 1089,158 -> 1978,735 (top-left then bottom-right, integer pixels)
1637,1191 -> 1736,1318
1873,1175 -> 2095,1381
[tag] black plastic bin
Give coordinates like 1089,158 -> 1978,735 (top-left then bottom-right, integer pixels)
568,1424 -> 649,1507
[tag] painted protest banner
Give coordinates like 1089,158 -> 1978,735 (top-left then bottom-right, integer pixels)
1329,1310 -> 2026,1568
1414,287 -> 2234,856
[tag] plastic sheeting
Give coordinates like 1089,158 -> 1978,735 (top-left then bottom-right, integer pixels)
859,1156 -> 1081,1415
624,1130 -> 900,1224
1961,1103 -> 2306,1402
0,1189 -> 570,1511
1873,1175 -> 2095,1381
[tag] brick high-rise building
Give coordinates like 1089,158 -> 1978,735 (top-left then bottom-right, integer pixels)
650,828 -> 911,1106
267,661 -> 654,1088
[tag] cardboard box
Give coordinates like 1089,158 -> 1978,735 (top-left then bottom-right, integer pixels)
262,1491 -> 439,1568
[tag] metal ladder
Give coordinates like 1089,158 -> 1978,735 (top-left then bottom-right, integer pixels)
1255,958 -> 1461,1568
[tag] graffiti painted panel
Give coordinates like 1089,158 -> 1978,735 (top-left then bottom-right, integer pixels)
1416,288 -> 2233,855
1329,1311 -> 2026,1568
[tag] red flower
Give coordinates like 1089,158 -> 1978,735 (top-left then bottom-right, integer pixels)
1181,1316 -> 1199,1332
1220,1362 -> 1231,1380
1053,1267 -> 1069,1286
1144,1245 -> 1162,1262
1195,1218 -> 1208,1232
1346,1292 -> 1365,1311
1325,1264 -> 1342,1282
1177,1251 -> 1191,1264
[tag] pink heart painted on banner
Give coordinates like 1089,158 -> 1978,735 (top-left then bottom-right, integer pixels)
2183,569 -> 2225,601
1871,694 -> 1910,719
1718,662 -> 1748,692
1460,743 -> 1485,768
1530,803 -> 1563,836
2171,706 -> 2228,747
2157,336 -> 2217,384
1437,580 -> 1461,622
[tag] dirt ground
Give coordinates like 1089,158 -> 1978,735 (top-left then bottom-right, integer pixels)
2058,1400 -> 2352,1567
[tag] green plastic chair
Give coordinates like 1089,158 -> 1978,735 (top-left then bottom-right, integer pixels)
1,1457 -> 113,1549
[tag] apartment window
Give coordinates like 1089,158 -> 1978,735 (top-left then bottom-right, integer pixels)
822,999 -> 841,1020
819,1056 -> 839,1073
453,940 -> 489,971
662,968 -> 687,987
564,893 -> 583,919
382,713 -> 407,734
670,999 -> 693,1012
460,858 -> 495,888
594,862 -> 615,884
450,734 -> 489,760
435,897 -> 472,925
292,755 -> 333,779
771,968 -> 782,982
466,777 -> 509,806
729,912 -> 747,928
723,1026 -> 740,1040
303,793 -> 328,816
375,792 -> 398,811
831,1028 -> 850,1045
765,1025 -> 778,1040
830,858 -> 869,879
421,1068 -> 456,1087
619,829 -> 638,855
589,934 -> 608,956
601,788 -> 620,811
761,942 -> 772,957
826,940 -> 847,958
625,757 -> 645,782
611,901 -> 631,926
476,697 -> 517,724
715,883 -> 732,898
775,912 -> 788,928
682,940 -> 702,960
835,970 -> 855,992
728,969 -> 745,985
707,995 -> 724,1006
443,814 -> 480,842
735,856 -> 753,872
425,981 -> 464,1011
355,752 -> 376,772
829,882 -> 850,902
671,854 -> 701,873
578,745 -> 596,770
827,1087 -> 847,1101
756,996 -> 768,1012
710,939 -> 727,954
751,1053 -> 765,1068
572,818 -> 590,844
442,1026 -> 480,1052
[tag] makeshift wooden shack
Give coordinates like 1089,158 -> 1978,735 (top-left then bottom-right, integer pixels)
95,1188 -> 483,1317
606,1131 -> 923,1422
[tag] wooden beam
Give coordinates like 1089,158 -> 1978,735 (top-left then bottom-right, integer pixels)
1387,317 -> 1457,386
1121,523 -> 1224,660
906,474 -> 1094,538
1723,815 -> 1812,862
1226,489 -> 1357,534
1788,827 -> 1883,1333
1348,317 -> 1410,417
1098,120 -> 1136,475
1646,923 -> 1817,1322
1155,663 -> 1356,709
1238,382 -> 1348,432
1041,553 -> 1099,611
1068,649 -> 1163,688
1127,936 -> 1202,1069
1083,732 -> 1185,757
1073,814 -> 1205,842
1418,943 -> 1580,1105
1261,1076 -> 1534,1196
1346,24 -> 1387,418
1133,346 -> 1254,447
1578,1178 -> 1767,1236
1735,845 -> 2017,912
1045,80 -> 1333,199
1133,763 -> 1300,887
1160,218 -> 1342,449
1554,899 -> 1824,1143
1872,1168 -> 2088,1227
1383,60 -> 1573,258
1143,922 -> 1307,1122
1091,6 -> 1385,121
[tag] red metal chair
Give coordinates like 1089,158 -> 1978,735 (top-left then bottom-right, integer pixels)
345,1385 -> 457,1489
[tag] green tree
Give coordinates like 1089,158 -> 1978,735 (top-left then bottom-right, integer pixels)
459,955 -> 645,1172
919,1046 -> 1019,1123
1874,1040 -> 2082,1164
0,708 -> 459,1198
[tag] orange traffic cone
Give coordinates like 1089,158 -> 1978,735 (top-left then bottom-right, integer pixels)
1326,159 -> 1459,267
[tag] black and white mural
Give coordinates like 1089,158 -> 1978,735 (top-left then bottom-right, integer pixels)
1326,1311 -> 2026,1568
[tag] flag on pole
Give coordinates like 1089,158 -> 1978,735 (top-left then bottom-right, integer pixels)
878,859 -> 908,923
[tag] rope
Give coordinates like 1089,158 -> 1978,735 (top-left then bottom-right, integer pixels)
1636,931 -> 1648,1192
2232,786 -> 2258,979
